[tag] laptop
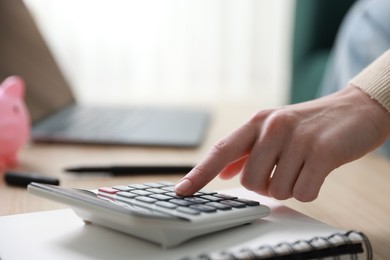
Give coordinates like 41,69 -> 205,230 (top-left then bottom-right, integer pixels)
0,0 -> 209,147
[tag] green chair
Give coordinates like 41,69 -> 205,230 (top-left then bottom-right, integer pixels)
290,0 -> 356,104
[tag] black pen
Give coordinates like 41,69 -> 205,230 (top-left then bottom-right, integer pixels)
64,165 -> 194,175
4,171 -> 60,187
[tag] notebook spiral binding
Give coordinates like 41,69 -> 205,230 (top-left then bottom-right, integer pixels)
183,230 -> 373,260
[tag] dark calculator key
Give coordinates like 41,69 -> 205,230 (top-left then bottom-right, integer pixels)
143,182 -> 165,188
205,202 -> 232,210
214,194 -> 238,200
131,189 -> 153,196
177,207 -> 200,215
234,199 -> 260,206
161,186 -> 175,192
165,192 -> 184,198
146,188 -> 167,194
200,195 -> 224,202
135,196 -> 158,203
155,201 -> 178,209
150,194 -> 172,201
112,185 -> 133,192
189,204 -> 217,213
169,199 -> 194,206
198,189 -> 217,195
128,184 -> 149,189
117,191 -> 137,199
184,197 -> 209,204
220,200 -> 246,208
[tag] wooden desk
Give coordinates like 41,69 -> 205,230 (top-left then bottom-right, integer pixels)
1,102 -> 389,259
283,153 -> 390,260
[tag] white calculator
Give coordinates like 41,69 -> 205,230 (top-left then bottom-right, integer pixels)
28,181 -> 270,248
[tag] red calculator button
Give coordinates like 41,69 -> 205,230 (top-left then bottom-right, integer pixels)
98,187 -> 118,194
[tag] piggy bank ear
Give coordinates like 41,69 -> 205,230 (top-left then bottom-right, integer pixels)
1,76 -> 25,98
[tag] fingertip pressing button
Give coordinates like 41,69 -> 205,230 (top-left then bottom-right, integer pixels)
174,179 -> 193,195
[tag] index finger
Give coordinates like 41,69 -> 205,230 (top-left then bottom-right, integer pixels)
174,123 -> 258,195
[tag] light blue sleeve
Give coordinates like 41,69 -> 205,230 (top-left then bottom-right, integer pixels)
319,0 -> 390,96
319,0 -> 390,157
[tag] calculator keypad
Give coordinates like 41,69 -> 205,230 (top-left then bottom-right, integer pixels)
98,181 -> 261,218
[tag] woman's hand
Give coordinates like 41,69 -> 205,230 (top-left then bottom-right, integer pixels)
175,85 -> 390,202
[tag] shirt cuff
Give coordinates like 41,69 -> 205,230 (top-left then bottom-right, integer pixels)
349,49 -> 390,113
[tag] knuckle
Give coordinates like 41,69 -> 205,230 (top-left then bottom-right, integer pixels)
239,175 -> 268,196
313,139 -> 332,155
240,176 -> 257,191
268,183 -> 291,200
189,165 -> 206,178
246,109 -> 300,143
268,110 -> 295,126
248,109 -> 274,124
211,138 -> 229,155
261,110 -> 298,137
292,182 -> 318,202
240,177 -> 260,193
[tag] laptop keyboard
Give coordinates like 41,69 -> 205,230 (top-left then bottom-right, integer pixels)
43,107 -> 148,134
35,106 -> 150,138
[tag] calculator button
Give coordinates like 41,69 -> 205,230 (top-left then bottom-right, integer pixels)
98,187 -> 118,194
169,199 -> 194,206
112,185 -> 133,192
205,202 -> 232,210
220,200 -> 246,208
184,197 -> 209,204
149,194 -> 172,201
189,204 -> 217,213
165,192 -> 185,198
200,195 -> 224,202
128,184 -> 149,189
198,189 -> 217,195
177,207 -> 200,215
214,194 -> 238,200
116,191 -> 137,199
234,199 -> 260,206
131,190 -> 153,196
135,196 -> 158,203
146,188 -> 167,194
161,186 -> 175,192
155,201 -> 177,209
143,182 -> 165,188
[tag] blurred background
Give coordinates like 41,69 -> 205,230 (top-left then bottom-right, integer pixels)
22,0 -> 294,108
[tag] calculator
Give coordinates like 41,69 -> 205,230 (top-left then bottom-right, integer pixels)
28,181 -> 270,248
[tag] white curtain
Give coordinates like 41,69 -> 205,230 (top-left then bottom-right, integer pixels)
24,0 -> 294,107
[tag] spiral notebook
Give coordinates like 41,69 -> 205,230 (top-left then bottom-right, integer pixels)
0,187 -> 372,260
182,230 -> 371,260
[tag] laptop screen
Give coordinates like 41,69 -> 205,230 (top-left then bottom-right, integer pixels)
0,0 -> 75,124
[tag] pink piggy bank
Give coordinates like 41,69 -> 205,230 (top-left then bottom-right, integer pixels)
0,76 -> 30,170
